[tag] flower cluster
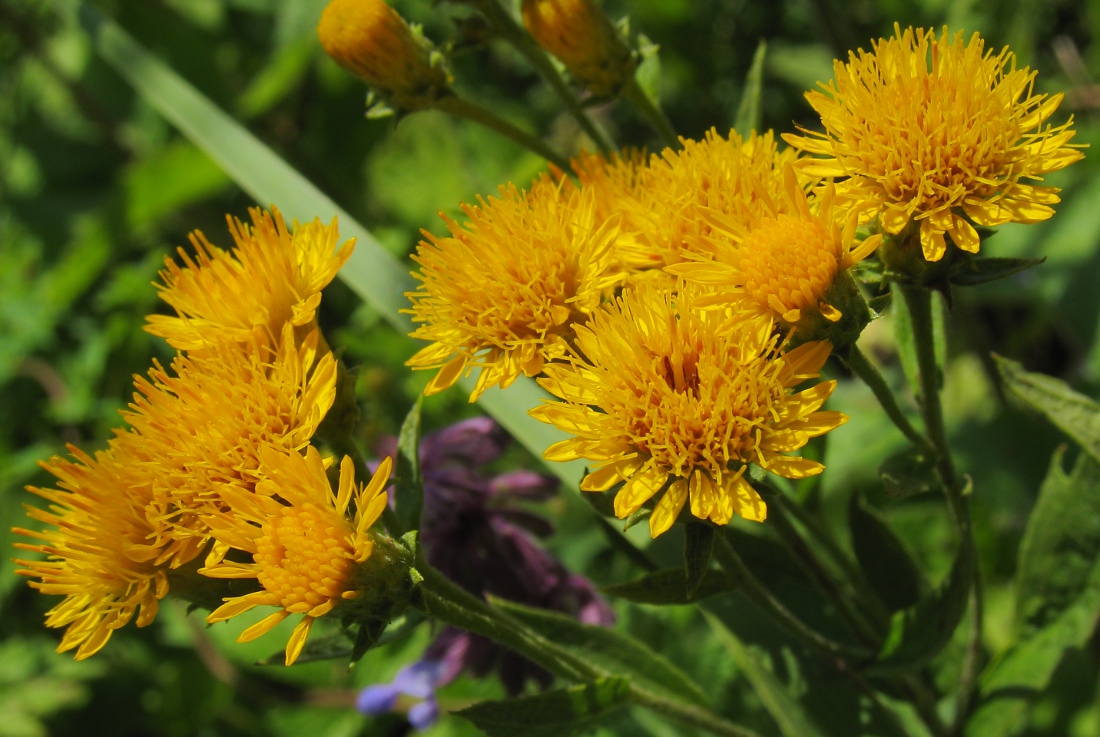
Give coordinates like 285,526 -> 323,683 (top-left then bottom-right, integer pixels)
403,24 -> 1081,537
15,208 -> 397,665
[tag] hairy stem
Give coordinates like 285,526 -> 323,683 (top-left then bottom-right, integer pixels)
621,76 -> 679,149
473,0 -> 616,154
435,96 -> 572,170
842,344 -> 935,456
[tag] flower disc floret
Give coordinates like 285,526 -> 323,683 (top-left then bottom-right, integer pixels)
203,446 -> 392,665
405,176 -> 623,401
530,280 -> 847,537
146,207 -> 354,353
668,168 -> 881,333
13,441 -> 168,660
122,327 -> 337,566
785,24 -> 1084,262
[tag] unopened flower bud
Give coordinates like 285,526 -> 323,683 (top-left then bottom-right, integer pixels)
521,0 -> 636,96
318,0 -> 452,111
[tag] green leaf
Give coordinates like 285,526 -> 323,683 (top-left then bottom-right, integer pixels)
965,449 -> 1100,737
602,568 -> 735,604
79,4 -> 586,488
869,534 -> 973,674
455,678 -> 631,737
395,397 -> 424,532
879,446 -> 940,500
700,610 -> 827,737
734,40 -> 767,134
683,523 -> 715,600
867,292 -> 892,319
995,355 -> 1100,465
949,256 -> 1046,286
634,33 -> 662,103
490,598 -> 709,708
848,494 -> 925,612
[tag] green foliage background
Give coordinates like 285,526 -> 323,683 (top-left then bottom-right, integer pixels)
2,0 -> 1100,735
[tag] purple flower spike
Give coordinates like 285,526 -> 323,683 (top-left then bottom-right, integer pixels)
356,685 -> 399,715
392,660 -> 446,700
366,415 -> 615,706
407,699 -> 440,730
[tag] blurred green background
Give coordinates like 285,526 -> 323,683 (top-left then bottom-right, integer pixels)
2,0 -> 1100,735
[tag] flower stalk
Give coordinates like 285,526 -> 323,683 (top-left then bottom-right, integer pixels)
621,76 -> 679,149
434,96 -> 572,171
840,343 -> 935,456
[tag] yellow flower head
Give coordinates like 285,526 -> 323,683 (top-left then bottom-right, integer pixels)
406,176 -> 623,401
575,130 -> 799,271
668,167 -> 881,334
202,446 -> 392,666
530,280 -> 847,537
122,327 -> 337,565
785,25 -> 1084,262
521,0 -> 636,96
13,440 -> 167,660
145,207 -> 354,354
318,0 -> 452,110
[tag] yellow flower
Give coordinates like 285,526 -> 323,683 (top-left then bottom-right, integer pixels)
530,280 -> 847,537
202,446 -> 392,666
145,207 -> 354,354
318,0 -> 452,111
406,176 -> 623,401
785,25 -> 1084,262
521,0 -> 636,96
13,440 -> 167,660
668,167 -> 881,336
123,327 -> 337,565
574,130 -> 799,270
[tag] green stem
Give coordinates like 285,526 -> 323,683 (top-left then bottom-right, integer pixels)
474,0 -> 616,154
895,286 -> 960,497
713,532 -> 873,661
434,96 -> 572,171
621,76 -> 679,149
897,283 -> 984,733
842,344 -> 935,457
413,559 -> 762,737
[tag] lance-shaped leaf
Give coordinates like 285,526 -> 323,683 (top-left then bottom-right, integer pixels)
700,610 -> 827,737
395,397 -> 424,532
490,598 -> 710,708
949,256 -> 1046,287
996,355 -> 1100,465
849,495 -> 926,612
602,568 -> 736,605
965,449 -> 1100,737
455,677 -> 631,737
734,40 -> 767,134
868,533 -> 973,674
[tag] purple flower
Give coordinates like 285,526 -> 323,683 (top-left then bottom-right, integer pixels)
358,417 -> 614,726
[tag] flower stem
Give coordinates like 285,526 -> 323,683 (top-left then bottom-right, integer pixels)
472,0 -> 616,154
897,283 -> 984,732
621,76 -> 680,149
434,96 -> 572,171
712,532 -> 873,661
412,559 -> 763,737
841,343 -> 935,457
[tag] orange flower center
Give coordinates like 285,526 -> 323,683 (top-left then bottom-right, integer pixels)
255,503 -> 354,611
740,215 -> 838,317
